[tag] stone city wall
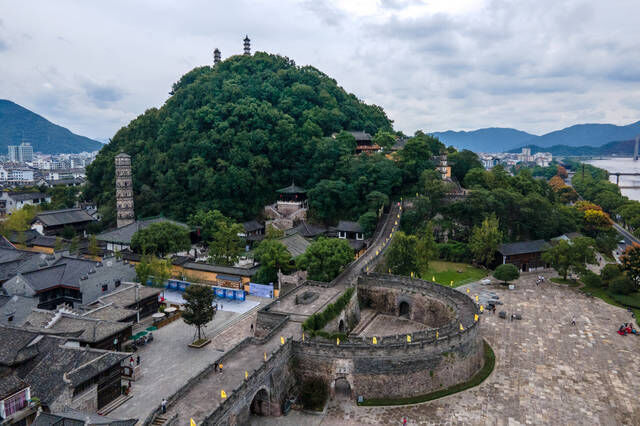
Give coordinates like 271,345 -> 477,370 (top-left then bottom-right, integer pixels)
203,339 -> 295,426
322,286 -> 360,334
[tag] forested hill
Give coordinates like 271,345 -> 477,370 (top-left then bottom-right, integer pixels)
0,99 -> 103,154
84,52 -> 397,224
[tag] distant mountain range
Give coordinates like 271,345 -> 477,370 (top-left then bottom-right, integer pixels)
507,139 -> 639,157
0,99 -> 103,155
431,121 -> 640,153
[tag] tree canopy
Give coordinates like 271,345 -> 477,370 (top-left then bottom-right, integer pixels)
493,264 -> 520,284
182,284 -> 216,342
296,237 -> 353,282
84,52 -> 394,224
130,222 -> 191,257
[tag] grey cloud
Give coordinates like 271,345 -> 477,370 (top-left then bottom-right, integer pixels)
0,39 -> 8,51
302,0 -> 344,27
82,81 -> 125,108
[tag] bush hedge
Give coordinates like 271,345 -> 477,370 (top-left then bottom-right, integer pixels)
436,241 -> 472,263
611,293 -> 640,309
302,287 -> 355,336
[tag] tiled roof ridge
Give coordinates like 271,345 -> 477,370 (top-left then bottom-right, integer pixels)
37,207 -> 83,215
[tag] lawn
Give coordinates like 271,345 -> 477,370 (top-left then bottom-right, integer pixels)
580,285 -> 640,327
551,277 -> 581,287
423,261 -> 488,288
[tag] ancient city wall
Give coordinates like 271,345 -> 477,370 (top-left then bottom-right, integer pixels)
321,286 -> 361,334
203,340 -> 295,426
293,273 -> 483,399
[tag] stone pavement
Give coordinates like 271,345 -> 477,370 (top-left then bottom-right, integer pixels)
110,303 -> 263,421
274,272 -> 640,425
358,314 -> 430,337
168,321 -> 301,425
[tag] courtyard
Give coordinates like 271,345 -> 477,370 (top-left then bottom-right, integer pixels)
253,272 -> 640,425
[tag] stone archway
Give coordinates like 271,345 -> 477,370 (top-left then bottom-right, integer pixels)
338,319 -> 345,333
334,377 -> 351,400
399,301 -> 410,318
250,388 -> 270,416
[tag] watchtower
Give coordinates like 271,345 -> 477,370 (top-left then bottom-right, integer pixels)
115,153 -> 135,228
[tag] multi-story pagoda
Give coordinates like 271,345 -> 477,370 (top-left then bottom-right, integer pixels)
115,153 -> 135,228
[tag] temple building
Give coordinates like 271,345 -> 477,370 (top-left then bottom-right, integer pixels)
435,154 -> 452,180
349,131 -> 380,155
264,183 -> 308,231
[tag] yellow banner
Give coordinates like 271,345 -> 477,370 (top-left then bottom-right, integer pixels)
221,390 -> 227,399
372,336 -> 377,344
190,419 -> 197,426
460,323 -> 464,331
280,336 -> 285,345
474,314 -> 479,322
406,335 -> 411,343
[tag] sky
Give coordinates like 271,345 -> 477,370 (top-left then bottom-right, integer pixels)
1,0 -> 640,141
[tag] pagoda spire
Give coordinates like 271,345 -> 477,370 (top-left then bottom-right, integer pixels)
243,35 -> 251,56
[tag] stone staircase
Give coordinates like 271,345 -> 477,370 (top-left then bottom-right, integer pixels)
151,415 -> 168,425
350,309 -> 378,336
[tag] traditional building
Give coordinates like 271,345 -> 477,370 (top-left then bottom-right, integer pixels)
497,240 -> 551,272
263,183 -> 308,231
96,217 -> 191,252
0,192 -> 50,217
213,48 -> 221,65
435,154 -> 452,180
31,208 -> 96,237
114,153 -> 134,228
348,131 -> 380,155
243,35 -> 251,55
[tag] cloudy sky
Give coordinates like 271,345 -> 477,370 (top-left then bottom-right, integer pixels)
1,0 -> 639,141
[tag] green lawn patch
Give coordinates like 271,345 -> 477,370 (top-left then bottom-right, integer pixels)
358,340 -> 495,406
423,261 -> 488,288
580,285 -> 640,327
551,277 -> 580,287
611,293 -> 640,309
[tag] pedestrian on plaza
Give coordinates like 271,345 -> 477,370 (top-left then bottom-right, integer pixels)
161,398 -> 167,414
251,323 -> 254,333
214,362 -> 218,372
136,355 -> 140,366
129,356 -> 134,367
571,317 -> 576,326
221,304 -> 224,310
402,417 -> 407,425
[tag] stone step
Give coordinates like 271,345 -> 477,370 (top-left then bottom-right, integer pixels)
97,393 -> 133,416
350,310 -> 378,336
151,415 -> 168,425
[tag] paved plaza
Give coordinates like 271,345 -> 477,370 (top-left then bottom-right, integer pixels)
110,296 -> 268,421
357,313 -> 430,337
257,272 -> 639,425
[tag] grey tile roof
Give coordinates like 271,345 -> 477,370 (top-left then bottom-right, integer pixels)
7,229 -> 39,245
276,183 -> 307,194
242,220 -> 264,233
0,326 -> 45,366
81,304 -> 137,322
30,234 -> 60,248
0,236 -> 15,249
64,350 -> 129,386
286,221 -> 328,238
33,208 -> 95,227
279,233 -> 310,258
95,284 -> 163,308
0,295 -> 39,326
6,192 -> 48,202
336,220 -> 363,233
0,372 -> 29,399
23,310 -> 132,343
348,130 -> 372,141
498,240 -> 551,256
96,217 -> 190,245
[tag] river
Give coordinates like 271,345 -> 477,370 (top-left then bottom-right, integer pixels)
585,157 -> 640,201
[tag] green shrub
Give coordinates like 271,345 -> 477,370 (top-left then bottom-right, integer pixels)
436,241 -> 472,263
600,263 -> 621,285
581,270 -> 603,288
302,288 -> 354,335
610,275 -> 635,295
611,293 -> 640,309
300,378 -> 328,411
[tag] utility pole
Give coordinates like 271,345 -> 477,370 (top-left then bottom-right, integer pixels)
136,284 -> 140,323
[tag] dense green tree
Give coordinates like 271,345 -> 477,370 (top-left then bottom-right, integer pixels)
493,264 -> 519,284
541,237 -> 597,280
182,284 -> 216,342
358,211 -> 378,238
600,263 -> 622,286
366,190 -> 389,213
134,256 -> 172,287
610,275 -> 635,295
131,222 -> 191,257
469,214 -> 502,266
416,223 -> 436,275
372,130 -> 396,151
84,53 -> 393,225
88,235 -> 99,258
208,221 -> 244,266
188,209 -> 228,243
253,239 -> 293,284
385,231 -> 418,276
0,205 -> 37,235
296,237 -> 353,282
620,243 -> 640,289
449,150 -> 482,183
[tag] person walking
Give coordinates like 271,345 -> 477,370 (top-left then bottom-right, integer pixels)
571,317 -> 576,326
136,355 -> 141,366
214,362 -> 218,372
402,417 -> 407,425
161,398 -> 167,414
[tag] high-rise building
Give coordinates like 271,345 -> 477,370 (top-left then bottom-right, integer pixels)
7,143 -> 33,163
115,152 -> 135,228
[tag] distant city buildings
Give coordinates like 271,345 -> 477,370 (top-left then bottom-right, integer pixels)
7,142 -> 33,163
478,147 -> 552,169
